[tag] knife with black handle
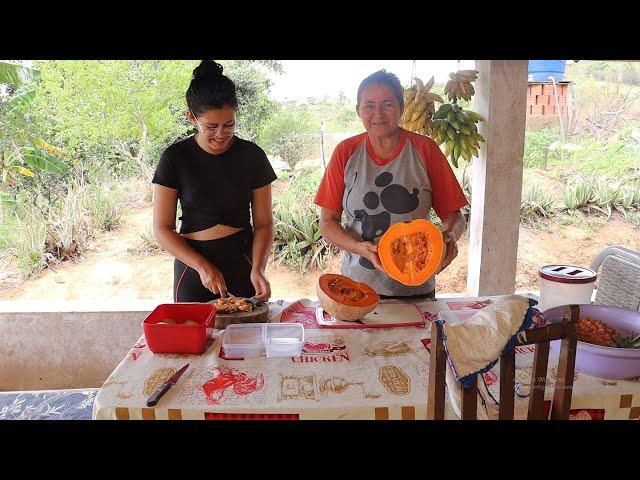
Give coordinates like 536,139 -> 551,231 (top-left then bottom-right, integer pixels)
146,363 -> 189,407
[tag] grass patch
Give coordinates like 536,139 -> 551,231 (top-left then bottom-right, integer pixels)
127,226 -> 164,256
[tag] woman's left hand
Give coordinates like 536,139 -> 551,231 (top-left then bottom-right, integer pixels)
438,230 -> 459,273
250,268 -> 271,301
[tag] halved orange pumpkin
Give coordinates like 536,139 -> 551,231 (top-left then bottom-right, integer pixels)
316,273 -> 380,321
378,219 -> 445,286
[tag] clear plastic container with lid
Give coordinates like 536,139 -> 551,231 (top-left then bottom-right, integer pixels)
538,264 -> 597,312
222,323 -> 304,359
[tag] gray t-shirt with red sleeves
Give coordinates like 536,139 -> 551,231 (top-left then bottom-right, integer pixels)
341,140 -> 435,296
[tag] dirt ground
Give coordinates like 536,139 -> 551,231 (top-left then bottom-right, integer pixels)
1,205 -> 639,302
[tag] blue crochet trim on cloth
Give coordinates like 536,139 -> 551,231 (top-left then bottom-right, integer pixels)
437,298 -> 539,389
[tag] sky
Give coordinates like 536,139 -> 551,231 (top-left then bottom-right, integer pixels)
267,60 -> 477,102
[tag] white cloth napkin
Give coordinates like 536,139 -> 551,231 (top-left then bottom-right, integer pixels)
435,295 -> 541,420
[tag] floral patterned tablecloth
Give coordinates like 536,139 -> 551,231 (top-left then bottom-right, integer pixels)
92,297 -> 640,420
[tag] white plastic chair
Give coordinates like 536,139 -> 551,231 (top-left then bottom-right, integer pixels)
589,245 -> 640,312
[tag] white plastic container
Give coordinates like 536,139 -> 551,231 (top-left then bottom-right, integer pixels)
222,324 -> 264,359
222,323 -> 304,359
538,264 -> 597,312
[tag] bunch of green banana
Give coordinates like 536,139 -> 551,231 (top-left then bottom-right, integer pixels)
444,70 -> 479,102
430,103 -> 485,167
400,76 -> 444,136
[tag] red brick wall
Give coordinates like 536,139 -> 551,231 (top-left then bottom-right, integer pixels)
526,82 -> 569,117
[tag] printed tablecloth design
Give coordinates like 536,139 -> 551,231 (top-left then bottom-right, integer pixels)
93,297 -> 640,420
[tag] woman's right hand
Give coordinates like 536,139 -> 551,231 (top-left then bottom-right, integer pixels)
356,241 -> 384,271
197,261 -> 227,297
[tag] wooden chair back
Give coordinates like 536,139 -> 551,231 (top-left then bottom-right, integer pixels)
427,304 -> 579,420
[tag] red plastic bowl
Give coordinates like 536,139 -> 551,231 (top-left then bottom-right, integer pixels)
143,303 -> 217,354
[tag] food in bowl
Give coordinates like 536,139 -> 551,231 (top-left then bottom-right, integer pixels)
158,318 -> 176,324
544,304 -> 640,380
577,316 -> 640,349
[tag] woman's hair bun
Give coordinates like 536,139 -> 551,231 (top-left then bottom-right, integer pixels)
193,60 -> 224,80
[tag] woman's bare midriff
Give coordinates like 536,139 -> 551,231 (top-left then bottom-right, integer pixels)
181,224 -> 245,241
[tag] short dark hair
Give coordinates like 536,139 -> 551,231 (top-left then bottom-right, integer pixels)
186,60 -> 238,116
356,69 -> 404,111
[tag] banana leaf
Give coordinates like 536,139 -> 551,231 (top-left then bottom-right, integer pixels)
0,192 -> 16,206
19,147 -> 66,174
13,166 -> 35,177
5,85 -> 36,116
0,62 -> 40,85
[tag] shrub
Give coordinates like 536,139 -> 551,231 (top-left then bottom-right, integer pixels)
127,226 -> 164,256
521,184 -> 556,222
591,180 -> 620,219
272,168 -> 338,272
523,128 -> 562,168
259,105 -> 318,171
12,212 -> 47,278
44,187 -> 90,261
83,184 -> 125,232
563,180 -> 594,210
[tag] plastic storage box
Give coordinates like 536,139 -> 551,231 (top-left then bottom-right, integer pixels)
222,323 -> 304,359
143,303 -> 217,354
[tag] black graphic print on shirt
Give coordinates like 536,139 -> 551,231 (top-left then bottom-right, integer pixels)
348,171 -> 421,269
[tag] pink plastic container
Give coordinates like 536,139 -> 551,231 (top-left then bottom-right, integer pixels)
543,304 -> 640,380
143,303 -> 217,354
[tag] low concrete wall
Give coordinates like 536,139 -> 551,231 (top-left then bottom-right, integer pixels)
0,301 -> 155,391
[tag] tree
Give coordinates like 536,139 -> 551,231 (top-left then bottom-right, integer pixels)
221,61 -> 280,142
0,61 -> 66,212
29,60 -> 282,180
29,60 -> 194,180
258,104 -> 317,170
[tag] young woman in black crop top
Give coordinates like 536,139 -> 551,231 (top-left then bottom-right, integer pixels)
152,60 -> 277,302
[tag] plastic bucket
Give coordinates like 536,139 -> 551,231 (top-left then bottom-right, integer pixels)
538,264 -> 596,312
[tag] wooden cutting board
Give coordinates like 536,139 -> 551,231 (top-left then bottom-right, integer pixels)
210,300 -> 270,329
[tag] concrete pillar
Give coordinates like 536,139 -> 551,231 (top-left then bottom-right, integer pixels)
467,60 -> 528,296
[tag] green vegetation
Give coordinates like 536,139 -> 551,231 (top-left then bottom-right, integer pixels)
0,60 -> 282,278
2,60 -> 640,278
272,168 -> 338,273
258,104 -> 317,170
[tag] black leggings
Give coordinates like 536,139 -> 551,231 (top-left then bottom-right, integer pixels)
174,228 -> 255,303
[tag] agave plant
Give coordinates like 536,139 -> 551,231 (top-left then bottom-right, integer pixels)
615,184 -> 637,219
521,184 -> 556,222
631,182 -> 640,208
273,186 -> 337,273
563,180 -> 593,210
591,181 -> 621,219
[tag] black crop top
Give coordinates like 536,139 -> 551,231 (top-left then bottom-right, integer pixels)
152,135 -> 277,234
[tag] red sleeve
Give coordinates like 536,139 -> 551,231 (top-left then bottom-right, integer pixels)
314,135 -> 363,214
409,133 -> 469,220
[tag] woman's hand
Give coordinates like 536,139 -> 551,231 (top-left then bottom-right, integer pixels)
250,268 -> 271,301
197,261 -> 227,297
438,230 -> 459,273
356,241 -> 384,271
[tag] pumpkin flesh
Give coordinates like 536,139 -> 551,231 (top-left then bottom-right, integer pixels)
317,274 -> 380,321
379,219 -> 444,286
